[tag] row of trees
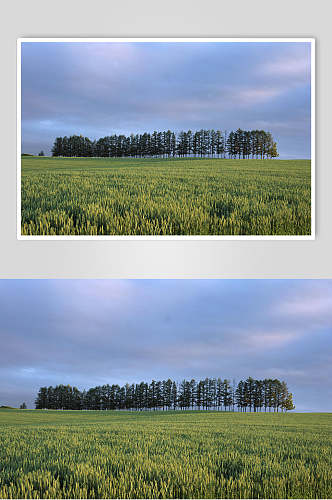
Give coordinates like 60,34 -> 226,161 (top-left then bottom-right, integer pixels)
51,129 -> 278,159
35,377 -> 294,412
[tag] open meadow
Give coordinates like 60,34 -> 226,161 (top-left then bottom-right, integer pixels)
20,157 -> 311,236
0,409 -> 331,499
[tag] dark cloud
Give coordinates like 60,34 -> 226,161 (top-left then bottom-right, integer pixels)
21,42 -> 311,158
0,280 -> 330,411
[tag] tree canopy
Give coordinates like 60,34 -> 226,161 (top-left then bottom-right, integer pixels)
51,129 -> 279,159
35,377 -> 294,412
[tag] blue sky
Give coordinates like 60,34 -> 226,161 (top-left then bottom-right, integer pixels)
0,279 -> 330,411
21,41 -> 311,158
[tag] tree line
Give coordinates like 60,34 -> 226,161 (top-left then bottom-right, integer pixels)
51,129 -> 279,159
35,377 -> 294,412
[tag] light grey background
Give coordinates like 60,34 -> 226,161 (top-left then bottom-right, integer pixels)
0,0 -> 331,278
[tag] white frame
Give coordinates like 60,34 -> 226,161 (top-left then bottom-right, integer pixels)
17,37 -> 315,240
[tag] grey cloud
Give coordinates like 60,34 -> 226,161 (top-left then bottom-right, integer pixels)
0,280 -> 331,411
21,42 -> 311,158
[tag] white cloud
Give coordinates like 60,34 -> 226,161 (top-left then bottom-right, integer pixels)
263,57 -> 310,78
275,287 -> 332,319
247,330 -> 300,349
236,87 -> 283,106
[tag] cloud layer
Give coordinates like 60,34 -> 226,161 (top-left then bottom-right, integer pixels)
0,280 -> 330,411
21,41 -> 311,158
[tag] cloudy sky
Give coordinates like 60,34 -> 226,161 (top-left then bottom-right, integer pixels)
0,279 -> 331,411
21,41 -> 311,158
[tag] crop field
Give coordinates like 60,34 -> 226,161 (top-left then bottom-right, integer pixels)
21,157 -> 311,236
0,409 -> 331,499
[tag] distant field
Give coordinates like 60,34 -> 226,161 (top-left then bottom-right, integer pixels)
21,157 -> 311,236
0,410 -> 330,499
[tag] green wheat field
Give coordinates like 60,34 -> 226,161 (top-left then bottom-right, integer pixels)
20,157 -> 311,236
0,409 -> 331,499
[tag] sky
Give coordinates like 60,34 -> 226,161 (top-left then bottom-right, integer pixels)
21,41 -> 312,158
0,279 -> 331,411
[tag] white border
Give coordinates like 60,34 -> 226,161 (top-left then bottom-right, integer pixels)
17,37 -> 315,241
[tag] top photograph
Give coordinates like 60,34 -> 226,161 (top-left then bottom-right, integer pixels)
18,38 -> 315,239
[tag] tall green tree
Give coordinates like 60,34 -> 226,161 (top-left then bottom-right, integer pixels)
35,377 -> 294,413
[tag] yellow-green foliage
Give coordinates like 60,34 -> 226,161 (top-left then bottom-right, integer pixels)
21,157 -> 311,236
0,409 -> 331,499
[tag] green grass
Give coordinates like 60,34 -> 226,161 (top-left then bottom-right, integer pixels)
21,157 -> 311,236
0,409 -> 330,499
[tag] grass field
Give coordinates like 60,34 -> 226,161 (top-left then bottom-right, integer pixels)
0,409 -> 330,499
21,157 -> 311,236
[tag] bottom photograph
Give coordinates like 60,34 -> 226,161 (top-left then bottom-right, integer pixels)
0,279 -> 331,499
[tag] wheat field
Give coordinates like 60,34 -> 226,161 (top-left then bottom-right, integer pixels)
0,409 -> 330,499
21,157 -> 311,236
